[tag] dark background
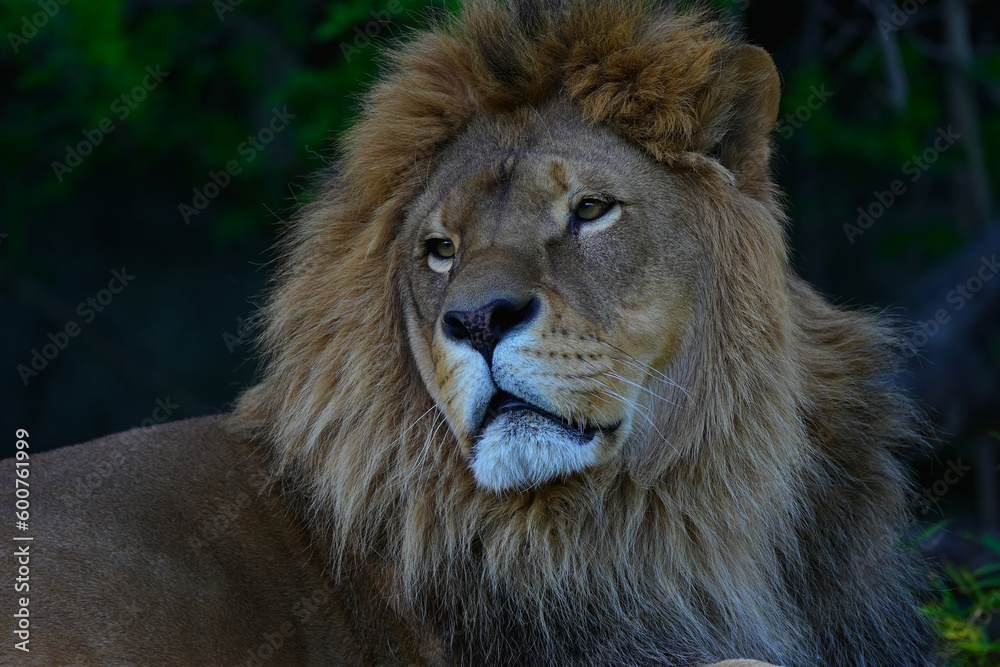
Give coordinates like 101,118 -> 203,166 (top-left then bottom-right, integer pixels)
2,0 -> 999,656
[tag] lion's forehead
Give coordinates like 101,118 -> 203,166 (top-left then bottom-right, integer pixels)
426,159 -> 638,259
417,105 -> 653,225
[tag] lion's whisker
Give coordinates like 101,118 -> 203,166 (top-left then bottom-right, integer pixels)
594,384 -> 679,456
576,357 -> 680,410
415,412 -> 448,476
380,405 -> 438,464
597,341 -> 694,402
600,370 -> 680,408
611,354 -> 692,403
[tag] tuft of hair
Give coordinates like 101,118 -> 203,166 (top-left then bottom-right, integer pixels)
233,1 -> 936,664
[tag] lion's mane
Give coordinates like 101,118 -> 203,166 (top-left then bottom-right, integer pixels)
234,1 -> 931,664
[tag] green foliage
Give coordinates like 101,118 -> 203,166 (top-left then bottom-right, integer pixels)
0,0 -> 454,254
920,526 -> 1000,665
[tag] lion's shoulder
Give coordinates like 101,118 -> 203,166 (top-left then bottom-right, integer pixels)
1,417 -> 396,665
29,416 -> 265,552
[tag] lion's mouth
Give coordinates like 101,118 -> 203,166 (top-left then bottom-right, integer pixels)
480,391 -> 614,441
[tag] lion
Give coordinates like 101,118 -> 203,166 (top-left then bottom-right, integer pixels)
3,1 -> 937,665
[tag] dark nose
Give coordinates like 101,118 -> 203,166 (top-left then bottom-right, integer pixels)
442,297 -> 539,366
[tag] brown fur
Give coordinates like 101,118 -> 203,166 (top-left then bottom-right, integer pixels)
2,1 -> 935,665
233,1 -> 934,664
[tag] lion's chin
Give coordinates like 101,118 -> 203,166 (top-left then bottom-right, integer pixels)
470,409 -> 607,492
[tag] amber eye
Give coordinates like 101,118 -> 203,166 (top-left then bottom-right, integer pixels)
575,198 -> 612,222
426,238 -> 457,273
429,239 -> 456,259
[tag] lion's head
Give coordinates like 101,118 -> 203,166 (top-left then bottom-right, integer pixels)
235,1 -> 931,663
402,104 -> 703,492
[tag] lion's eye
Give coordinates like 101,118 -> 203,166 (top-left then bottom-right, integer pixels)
576,199 -> 608,221
574,198 -> 612,223
426,238 -> 457,273
429,239 -> 456,259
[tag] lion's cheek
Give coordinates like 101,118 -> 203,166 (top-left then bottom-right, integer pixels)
404,303 -> 485,454
581,389 -> 619,423
616,294 -> 692,376
403,298 -> 444,400
430,336 -> 494,453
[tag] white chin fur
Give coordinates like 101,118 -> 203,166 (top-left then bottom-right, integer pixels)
470,411 -> 600,492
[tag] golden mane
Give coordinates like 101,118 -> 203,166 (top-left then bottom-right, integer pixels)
234,1 -> 930,662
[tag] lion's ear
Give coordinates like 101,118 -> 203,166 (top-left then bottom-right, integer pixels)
695,44 -> 781,186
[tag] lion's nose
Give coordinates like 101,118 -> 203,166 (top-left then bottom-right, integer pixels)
442,297 -> 539,366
